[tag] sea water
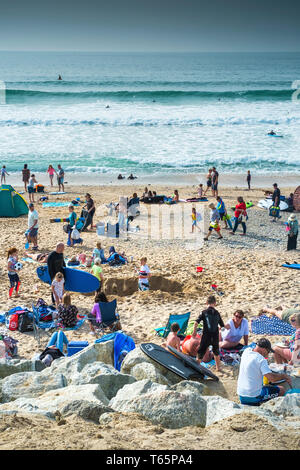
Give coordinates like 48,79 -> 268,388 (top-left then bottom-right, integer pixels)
0,51 -> 300,181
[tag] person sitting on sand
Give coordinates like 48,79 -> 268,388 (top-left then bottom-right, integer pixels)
162,323 -> 181,351
204,203 -> 223,241
88,291 -> 108,335
39,331 -> 68,366
91,258 -> 104,290
181,330 -> 213,362
273,313 -> 300,365
172,190 -> 179,202
192,295 -> 225,372
67,255 -> 80,266
219,310 -> 249,349
237,337 -> 292,406
92,241 -> 106,263
57,293 -> 78,328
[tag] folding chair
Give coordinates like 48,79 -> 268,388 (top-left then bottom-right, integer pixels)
97,299 -> 121,335
155,312 -> 190,339
32,304 -> 57,346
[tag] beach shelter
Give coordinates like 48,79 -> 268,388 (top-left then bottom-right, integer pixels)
294,186 -> 300,212
0,185 -> 28,217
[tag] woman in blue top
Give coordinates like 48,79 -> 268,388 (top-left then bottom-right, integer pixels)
66,205 -> 80,247
216,196 -> 232,230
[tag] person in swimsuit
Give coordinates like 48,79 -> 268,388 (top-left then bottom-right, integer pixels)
204,168 -> 213,196
47,165 -> 55,186
22,164 -> 30,192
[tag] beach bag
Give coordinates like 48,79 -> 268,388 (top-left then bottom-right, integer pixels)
8,314 -> 19,331
18,313 -> 34,333
3,336 -> 18,357
71,228 -> 80,240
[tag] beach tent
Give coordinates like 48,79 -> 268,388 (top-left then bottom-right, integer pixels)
0,185 -> 28,217
294,186 -> 300,212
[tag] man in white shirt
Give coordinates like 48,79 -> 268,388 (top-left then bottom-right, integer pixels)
27,203 -> 39,250
237,338 -> 292,405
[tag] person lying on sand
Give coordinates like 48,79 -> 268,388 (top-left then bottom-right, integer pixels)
25,252 -> 49,263
181,331 -> 213,362
162,322 -> 181,351
259,305 -> 300,323
273,313 -> 300,365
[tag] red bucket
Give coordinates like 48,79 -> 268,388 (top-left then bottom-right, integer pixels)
196,266 -> 203,273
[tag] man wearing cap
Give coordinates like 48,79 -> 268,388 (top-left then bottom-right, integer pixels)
27,203 -> 39,250
237,338 -> 292,405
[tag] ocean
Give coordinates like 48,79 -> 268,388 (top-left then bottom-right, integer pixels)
0,51 -> 300,182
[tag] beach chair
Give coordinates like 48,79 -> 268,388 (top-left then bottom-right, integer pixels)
32,303 -> 57,345
96,299 -> 121,335
155,312 -> 190,339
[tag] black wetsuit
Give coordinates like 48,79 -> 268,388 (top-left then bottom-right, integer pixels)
195,306 -> 224,358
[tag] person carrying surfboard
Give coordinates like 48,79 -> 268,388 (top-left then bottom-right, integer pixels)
192,295 -> 225,372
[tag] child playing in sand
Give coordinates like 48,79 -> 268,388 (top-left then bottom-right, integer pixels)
51,272 -> 65,307
91,258 -> 104,290
198,184 -> 204,198
191,207 -> 201,233
92,241 -> 106,263
204,203 -> 223,241
1,165 -> 9,184
137,257 -> 151,291
7,247 -> 21,298
163,323 -> 181,351
192,295 -> 225,372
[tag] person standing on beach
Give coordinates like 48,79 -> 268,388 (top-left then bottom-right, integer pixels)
211,167 -> 219,198
271,183 -> 281,222
1,166 -> 9,184
230,197 -> 247,236
204,203 -> 223,241
56,164 -> 65,192
286,214 -> 298,251
27,203 -> 39,251
47,165 -> 55,186
47,243 -> 66,304
204,169 -> 213,196
22,164 -> 30,192
246,170 -> 251,190
27,174 -> 38,203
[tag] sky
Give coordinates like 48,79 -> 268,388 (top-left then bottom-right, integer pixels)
0,0 -> 300,52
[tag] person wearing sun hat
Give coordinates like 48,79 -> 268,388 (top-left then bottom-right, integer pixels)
286,213 -> 298,251
237,337 -> 292,406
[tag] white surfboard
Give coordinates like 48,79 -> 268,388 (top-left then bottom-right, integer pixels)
257,199 -> 288,211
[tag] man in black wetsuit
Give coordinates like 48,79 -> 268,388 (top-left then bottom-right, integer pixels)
47,243 -> 66,303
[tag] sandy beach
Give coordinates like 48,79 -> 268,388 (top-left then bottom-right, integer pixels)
0,177 -> 299,450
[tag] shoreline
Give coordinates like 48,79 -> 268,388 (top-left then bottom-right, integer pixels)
4,171 -> 300,189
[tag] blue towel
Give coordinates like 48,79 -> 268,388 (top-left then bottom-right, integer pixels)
251,315 -> 296,336
94,332 -> 119,344
113,332 -> 135,371
42,202 -> 72,208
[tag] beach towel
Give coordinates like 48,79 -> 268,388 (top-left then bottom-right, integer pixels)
94,332 -> 119,344
251,315 -> 296,336
42,202 -> 72,208
22,256 -> 37,263
113,332 -> 135,371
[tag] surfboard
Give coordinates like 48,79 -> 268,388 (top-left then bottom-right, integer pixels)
268,134 -> 283,138
48,191 -> 67,195
282,263 -> 300,270
167,346 -> 219,381
257,199 -> 288,211
231,201 -> 253,211
36,265 -> 100,293
140,343 -> 204,380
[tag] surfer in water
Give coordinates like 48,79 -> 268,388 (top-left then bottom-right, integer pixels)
58,75 -> 62,80
268,130 -> 276,135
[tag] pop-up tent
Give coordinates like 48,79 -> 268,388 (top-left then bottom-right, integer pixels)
0,185 -> 28,217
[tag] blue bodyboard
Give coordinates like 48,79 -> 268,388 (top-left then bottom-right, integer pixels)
37,265 -> 100,293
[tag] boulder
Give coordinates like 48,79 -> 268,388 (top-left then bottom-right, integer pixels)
0,359 -> 45,379
121,347 -> 182,385
0,384 -> 111,422
201,395 -> 243,426
109,379 -> 207,429
260,393 -> 300,417
69,362 -> 136,400
0,371 -> 67,403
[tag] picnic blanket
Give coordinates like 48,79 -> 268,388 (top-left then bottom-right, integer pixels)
251,315 -> 296,336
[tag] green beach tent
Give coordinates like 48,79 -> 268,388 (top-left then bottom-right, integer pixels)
0,185 -> 28,217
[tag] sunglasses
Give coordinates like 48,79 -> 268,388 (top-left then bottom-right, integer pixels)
290,318 -> 296,322
234,314 -> 243,319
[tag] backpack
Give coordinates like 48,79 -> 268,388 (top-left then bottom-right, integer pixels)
18,313 -> 34,333
8,314 -> 19,331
